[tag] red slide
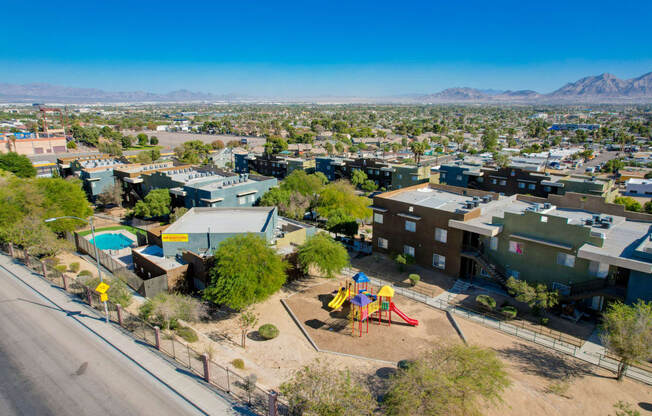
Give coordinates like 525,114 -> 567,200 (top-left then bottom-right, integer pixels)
390,303 -> 419,326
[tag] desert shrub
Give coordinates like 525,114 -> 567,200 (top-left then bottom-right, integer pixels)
258,324 -> 279,340
397,359 -> 415,370
540,317 -> 549,326
408,274 -> 420,286
139,293 -> 207,330
55,264 -> 67,273
232,358 -> 245,370
43,256 -> 60,266
501,305 -> 518,319
175,326 -> 198,343
78,270 -> 93,278
68,262 -> 80,273
476,294 -> 497,311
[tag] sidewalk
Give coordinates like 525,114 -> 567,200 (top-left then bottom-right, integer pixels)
352,271 -> 652,385
0,254 -> 250,416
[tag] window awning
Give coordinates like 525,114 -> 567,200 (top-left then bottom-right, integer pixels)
237,190 -> 257,197
370,206 -> 388,213
200,197 -> 224,203
397,212 -> 421,221
510,233 -> 573,250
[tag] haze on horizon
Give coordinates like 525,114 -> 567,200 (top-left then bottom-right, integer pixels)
1,0 -> 651,97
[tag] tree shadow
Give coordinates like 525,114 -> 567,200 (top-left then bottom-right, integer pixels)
639,402 -> 652,412
246,331 -> 266,342
497,342 -> 597,379
305,319 -> 325,329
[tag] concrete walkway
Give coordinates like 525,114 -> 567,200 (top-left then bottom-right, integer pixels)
0,254 -> 250,416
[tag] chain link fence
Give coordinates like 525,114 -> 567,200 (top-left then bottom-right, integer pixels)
0,242 -> 287,415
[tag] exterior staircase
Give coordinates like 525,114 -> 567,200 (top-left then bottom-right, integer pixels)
460,247 -> 508,286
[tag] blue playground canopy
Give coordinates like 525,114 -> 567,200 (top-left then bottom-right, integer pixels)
350,294 -> 372,307
352,272 -> 370,283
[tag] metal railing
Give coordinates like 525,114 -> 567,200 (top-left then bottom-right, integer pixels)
0,242 -> 288,415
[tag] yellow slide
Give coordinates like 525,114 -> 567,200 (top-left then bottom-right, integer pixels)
328,287 -> 347,309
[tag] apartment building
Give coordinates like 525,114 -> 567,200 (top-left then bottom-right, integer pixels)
0,132 -> 67,156
234,152 -> 316,179
372,183 -> 652,309
316,156 -> 430,190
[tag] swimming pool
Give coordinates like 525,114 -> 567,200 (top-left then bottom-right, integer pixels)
90,233 -> 134,251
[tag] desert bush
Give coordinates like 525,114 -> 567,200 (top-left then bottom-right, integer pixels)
78,270 -> 93,278
68,262 -> 80,273
258,324 -> 279,340
87,277 -> 133,308
408,274 -> 420,286
540,317 -> 549,326
55,264 -> 67,273
501,305 -> 518,319
476,294 -> 497,311
175,326 -> 198,343
545,379 -> 571,398
232,358 -> 245,370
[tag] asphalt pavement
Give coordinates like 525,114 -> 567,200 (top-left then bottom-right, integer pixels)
0,257 -> 243,416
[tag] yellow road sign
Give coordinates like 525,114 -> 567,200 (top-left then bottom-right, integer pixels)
100,293 -> 108,302
95,282 -> 110,294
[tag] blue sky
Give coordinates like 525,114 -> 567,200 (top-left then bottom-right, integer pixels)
2,0 -> 651,96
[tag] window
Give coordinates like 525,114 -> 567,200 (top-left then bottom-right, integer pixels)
378,237 -> 388,249
374,213 -> 383,224
557,253 -> 575,268
489,237 -> 498,251
238,196 -> 246,205
477,177 -> 484,183
528,183 -> 536,190
441,173 -> 447,180
385,171 -> 390,176
509,241 -> 524,254
510,170 -> 516,176
491,179 -> 497,185
510,270 -> 520,279
544,186 -> 551,192
405,221 -> 416,232
518,182 -> 526,189
589,261 -> 609,278
432,253 -> 445,269
499,180 -> 507,186
435,228 -> 447,243
541,216 -> 548,223
248,194 -> 255,203
404,245 -> 415,257
456,175 -> 463,181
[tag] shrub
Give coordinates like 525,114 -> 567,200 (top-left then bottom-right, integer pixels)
43,256 -> 60,266
258,324 -> 279,340
500,305 -> 518,319
54,264 -> 67,273
175,326 -> 198,343
78,270 -> 93,278
408,274 -> 420,286
87,277 -> 133,308
476,294 -> 496,311
545,379 -> 571,398
232,358 -> 245,370
540,317 -> 549,326
68,262 -> 80,273
397,359 -> 415,370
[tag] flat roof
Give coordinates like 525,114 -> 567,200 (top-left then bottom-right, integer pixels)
135,245 -> 185,271
164,207 -> 275,235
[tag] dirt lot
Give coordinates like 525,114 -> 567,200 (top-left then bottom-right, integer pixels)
284,280 -> 460,362
132,131 -> 265,151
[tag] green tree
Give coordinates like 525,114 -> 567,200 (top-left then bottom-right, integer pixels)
602,158 -> 625,173
361,179 -> 378,193
600,300 -> 652,381
506,277 -> 559,315
614,196 -> 642,212
297,233 -> 349,278
264,136 -> 288,155
494,153 -> 510,168
237,310 -> 259,348
204,234 -> 288,310
149,136 -> 159,145
384,344 -> 510,416
169,206 -> 188,223
211,139 -> 225,149
121,135 -> 133,148
0,152 -> 36,177
351,169 -> 368,187
137,133 -> 148,146
96,182 -> 123,207
482,129 -> 499,152
280,360 -> 376,416
316,180 -> 371,221
410,141 -> 426,165
132,189 -> 171,218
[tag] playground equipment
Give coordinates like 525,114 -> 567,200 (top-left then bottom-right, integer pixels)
328,285 -> 350,309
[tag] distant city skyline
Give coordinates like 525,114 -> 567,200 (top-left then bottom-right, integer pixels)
1,0 -> 651,96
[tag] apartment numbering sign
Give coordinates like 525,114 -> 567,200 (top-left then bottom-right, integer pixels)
162,234 -> 189,242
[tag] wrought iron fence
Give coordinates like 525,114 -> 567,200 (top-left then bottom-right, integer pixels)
0,242 -> 286,415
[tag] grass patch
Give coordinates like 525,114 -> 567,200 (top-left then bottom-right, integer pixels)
77,225 -> 147,238
125,145 -> 163,151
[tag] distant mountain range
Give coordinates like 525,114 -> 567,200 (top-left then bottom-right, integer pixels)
1,72 -> 651,104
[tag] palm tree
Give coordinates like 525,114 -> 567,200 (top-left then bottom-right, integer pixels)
410,141 -> 426,165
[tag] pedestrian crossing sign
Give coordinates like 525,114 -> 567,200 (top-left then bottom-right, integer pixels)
95,282 -> 110,294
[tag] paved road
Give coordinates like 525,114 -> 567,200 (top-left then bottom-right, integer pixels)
0,268 -> 207,416
571,150 -> 620,173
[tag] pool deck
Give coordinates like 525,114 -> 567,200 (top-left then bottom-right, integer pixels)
84,229 -> 138,269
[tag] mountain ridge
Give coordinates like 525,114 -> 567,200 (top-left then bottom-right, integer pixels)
1,72 -> 651,104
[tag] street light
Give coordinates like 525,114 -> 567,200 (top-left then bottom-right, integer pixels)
45,215 -> 109,323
